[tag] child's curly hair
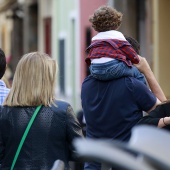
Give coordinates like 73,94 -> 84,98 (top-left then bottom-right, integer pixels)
89,6 -> 123,32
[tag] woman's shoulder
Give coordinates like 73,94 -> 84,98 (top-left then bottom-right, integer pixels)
53,100 -> 70,108
51,100 -> 71,114
0,105 -> 11,112
0,106 -> 13,119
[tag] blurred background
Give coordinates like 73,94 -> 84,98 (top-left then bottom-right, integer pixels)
0,0 -> 169,113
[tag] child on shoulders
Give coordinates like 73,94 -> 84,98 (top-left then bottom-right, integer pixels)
86,6 -> 146,85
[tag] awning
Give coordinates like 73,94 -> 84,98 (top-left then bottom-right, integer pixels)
0,0 -> 17,12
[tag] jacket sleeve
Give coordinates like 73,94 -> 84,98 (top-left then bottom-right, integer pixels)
65,104 -> 84,161
137,103 -> 170,126
137,116 -> 160,126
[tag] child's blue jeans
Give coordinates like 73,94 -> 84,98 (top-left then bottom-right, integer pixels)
89,59 -> 147,85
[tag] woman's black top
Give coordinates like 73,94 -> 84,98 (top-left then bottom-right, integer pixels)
138,102 -> 170,131
0,100 -> 83,170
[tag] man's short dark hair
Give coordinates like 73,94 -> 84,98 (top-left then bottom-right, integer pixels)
0,48 -> 6,79
125,36 -> 140,54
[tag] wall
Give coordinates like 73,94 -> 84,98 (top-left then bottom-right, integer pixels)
79,0 -> 109,83
157,0 -> 170,98
152,0 -> 170,98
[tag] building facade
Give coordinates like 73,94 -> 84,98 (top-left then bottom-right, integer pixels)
0,0 -> 169,113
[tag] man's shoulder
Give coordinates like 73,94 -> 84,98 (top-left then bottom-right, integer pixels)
83,76 -> 141,84
82,76 -> 150,94
82,75 -> 96,85
123,77 -> 151,93
124,76 -> 144,85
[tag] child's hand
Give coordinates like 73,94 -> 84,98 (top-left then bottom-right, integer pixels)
134,55 -> 152,74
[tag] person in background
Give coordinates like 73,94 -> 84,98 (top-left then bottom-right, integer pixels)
0,49 -> 10,105
86,6 -> 146,85
0,52 -> 83,170
126,36 -> 169,128
138,101 -> 170,131
2,76 -> 11,89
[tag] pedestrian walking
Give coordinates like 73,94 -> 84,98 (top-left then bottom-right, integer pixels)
0,52 -> 83,170
86,6 -> 146,85
0,48 -> 10,105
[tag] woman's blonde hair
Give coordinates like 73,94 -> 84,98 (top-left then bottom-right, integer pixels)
3,52 -> 57,106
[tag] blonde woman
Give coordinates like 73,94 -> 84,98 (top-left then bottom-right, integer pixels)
0,52 -> 83,170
